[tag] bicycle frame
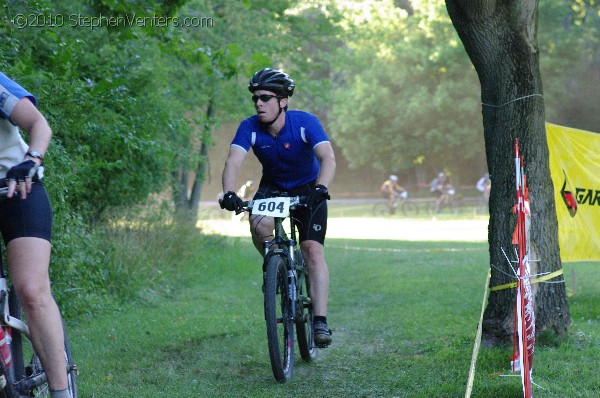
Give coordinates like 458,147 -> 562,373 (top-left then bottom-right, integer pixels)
0,271 -> 29,341
0,244 -> 78,397
0,247 -> 49,394
256,197 -> 307,322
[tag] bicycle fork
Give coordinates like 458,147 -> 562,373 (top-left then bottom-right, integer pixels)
287,268 -> 297,324
0,277 -> 30,385
0,279 -> 29,337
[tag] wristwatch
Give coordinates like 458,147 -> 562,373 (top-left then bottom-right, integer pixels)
26,149 -> 44,160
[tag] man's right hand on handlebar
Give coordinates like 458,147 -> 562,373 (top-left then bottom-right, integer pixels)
220,191 -> 244,214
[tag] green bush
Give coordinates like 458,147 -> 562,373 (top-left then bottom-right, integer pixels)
51,198 -> 200,322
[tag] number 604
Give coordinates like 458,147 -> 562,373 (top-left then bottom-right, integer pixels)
257,200 -> 285,213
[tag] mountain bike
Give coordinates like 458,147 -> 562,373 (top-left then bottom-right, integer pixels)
0,188 -> 78,398
228,194 -> 317,382
372,191 -> 419,217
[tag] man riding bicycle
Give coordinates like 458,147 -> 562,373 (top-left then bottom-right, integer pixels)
220,68 -> 336,347
379,175 -> 406,215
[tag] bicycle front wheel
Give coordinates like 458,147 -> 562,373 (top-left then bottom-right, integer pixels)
8,287 -> 78,398
371,202 -> 389,217
401,201 -> 419,217
264,255 -> 294,382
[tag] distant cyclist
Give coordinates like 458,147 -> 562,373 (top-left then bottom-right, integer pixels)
237,179 -> 256,201
232,180 -> 256,222
220,68 -> 336,347
379,175 -> 406,215
430,171 -> 455,214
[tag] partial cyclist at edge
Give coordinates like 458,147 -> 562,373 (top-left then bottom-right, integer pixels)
476,172 -> 491,206
0,72 -> 72,398
220,68 -> 336,348
379,174 -> 406,215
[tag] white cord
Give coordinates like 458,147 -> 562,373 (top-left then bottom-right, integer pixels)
482,93 -> 544,108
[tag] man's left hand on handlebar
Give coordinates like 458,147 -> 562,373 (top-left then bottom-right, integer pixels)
309,184 -> 330,208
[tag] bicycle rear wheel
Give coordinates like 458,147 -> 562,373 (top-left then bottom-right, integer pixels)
295,251 -> 316,362
8,288 -> 78,397
264,254 -> 294,382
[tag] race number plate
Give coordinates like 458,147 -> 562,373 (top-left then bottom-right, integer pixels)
252,197 -> 291,217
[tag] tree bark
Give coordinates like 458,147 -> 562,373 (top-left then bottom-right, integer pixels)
174,99 -> 214,222
446,0 -> 570,345
188,99 -> 214,213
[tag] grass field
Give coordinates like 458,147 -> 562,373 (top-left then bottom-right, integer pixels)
68,214 -> 600,397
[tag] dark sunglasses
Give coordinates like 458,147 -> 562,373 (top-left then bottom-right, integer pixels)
252,94 -> 280,103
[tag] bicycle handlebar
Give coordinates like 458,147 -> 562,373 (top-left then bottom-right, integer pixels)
218,195 -> 309,214
0,182 -> 36,201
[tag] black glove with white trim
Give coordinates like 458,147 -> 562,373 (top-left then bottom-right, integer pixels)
309,184 -> 330,209
6,160 -> 38,182
220,191 -> 244,214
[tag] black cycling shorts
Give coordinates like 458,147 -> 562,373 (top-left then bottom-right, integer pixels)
0,182 -> 53,244
252,180 -> 328,245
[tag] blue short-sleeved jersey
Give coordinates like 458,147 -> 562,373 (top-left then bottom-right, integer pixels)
0,72 -> 36,124
0,73 -> 38,178
231,110 -> 330,190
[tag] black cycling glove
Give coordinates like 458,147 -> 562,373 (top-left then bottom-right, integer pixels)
309,184 -> 330,208
220,191 -> 244,214
6,160 -> 38,182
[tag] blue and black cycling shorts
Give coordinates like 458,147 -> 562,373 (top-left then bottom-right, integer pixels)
0,180 -> 52,244
252,179 -> 328,245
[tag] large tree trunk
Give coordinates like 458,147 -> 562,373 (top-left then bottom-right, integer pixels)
446,0 -> 570,345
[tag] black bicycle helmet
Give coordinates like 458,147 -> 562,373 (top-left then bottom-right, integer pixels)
248,68 -> 295,97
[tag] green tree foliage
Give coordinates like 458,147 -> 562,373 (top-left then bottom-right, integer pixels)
539,0 -> 600,131
1,0 -> 191,315
2,0 -> 188,223
328,0 -> 485,187
327,0 -> 600,188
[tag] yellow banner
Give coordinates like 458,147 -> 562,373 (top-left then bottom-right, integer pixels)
547,123 -> 600,262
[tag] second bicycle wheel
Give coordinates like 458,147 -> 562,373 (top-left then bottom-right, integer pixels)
264,254 -> 294,382
8,287 -> 78,398
400,201 -> 419,217
295,250 -> 317,362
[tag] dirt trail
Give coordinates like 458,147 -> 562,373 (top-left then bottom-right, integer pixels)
197,217 -> 489,242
